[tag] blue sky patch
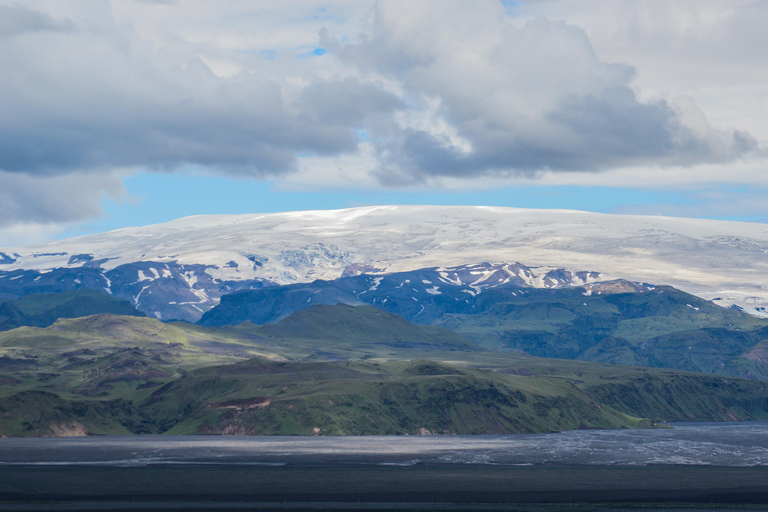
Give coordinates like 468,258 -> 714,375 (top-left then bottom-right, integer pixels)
500,0 -> 518,16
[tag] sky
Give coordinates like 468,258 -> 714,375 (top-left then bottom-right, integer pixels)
1,0 -> 767,246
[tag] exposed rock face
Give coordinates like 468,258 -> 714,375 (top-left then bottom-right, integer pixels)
46,422 -> 90,437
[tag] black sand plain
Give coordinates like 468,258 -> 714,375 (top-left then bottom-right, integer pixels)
2,464 -> 768,511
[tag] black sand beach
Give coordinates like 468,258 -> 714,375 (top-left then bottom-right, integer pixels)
1,464 -> 768,511
4,427 -> 768,511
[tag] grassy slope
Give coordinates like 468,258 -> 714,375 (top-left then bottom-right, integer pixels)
0,313 -> 284,402
0,289 -> 144,331
143,358 -> 768,436
436,286 -> 768,378
143,359 -> 648,435
2,305 -> 768,436
200,278 -> 768,379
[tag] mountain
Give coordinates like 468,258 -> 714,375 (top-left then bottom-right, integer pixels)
252,304 -> 481,354
144,358 -> 756,436
199,262 -> 609,326
0,304 -> 482,401
0,313 -> 282,399
200,272 -> 768,380
0,261 -> 271,323
0,289 -> 144,331
2,206 -> 768,321
3,307 -> 768,436
0,304 -> 484,409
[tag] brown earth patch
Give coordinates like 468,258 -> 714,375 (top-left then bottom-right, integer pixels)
46,421 -> 90,437
742,347 -> 768,362
211,397 -> 271,411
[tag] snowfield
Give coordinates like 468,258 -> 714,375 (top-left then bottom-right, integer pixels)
2,205 -> 768,317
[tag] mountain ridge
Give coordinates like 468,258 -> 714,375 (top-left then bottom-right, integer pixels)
2,205 -> 768,321
3,306 -> 768,436
200,278 -> 768,380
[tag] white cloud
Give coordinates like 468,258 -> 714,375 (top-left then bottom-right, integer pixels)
327,1 -> 755,183
514,0 -> 768,139
0,0 -> 765,235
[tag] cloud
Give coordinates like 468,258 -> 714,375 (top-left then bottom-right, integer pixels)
2,1 -> 754,179
513,0 -> 768,139
297,77 -> 404,125
0,0 -> 763,233
330,2 -> 756,183
0,170 -> 125,227
0,2 -> 398,178
0,4 -> 72,38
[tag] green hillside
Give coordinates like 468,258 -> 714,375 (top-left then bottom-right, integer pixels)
142,359 -> 650,435
435,286 -> 768,378
0,289 -> 144,331
4,353 -> 768,437
200,273 -> 768,379
0,313 -> 283,402
3,305 -> 768,436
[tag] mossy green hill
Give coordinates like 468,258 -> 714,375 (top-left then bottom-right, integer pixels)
202,278 -> 768,380
0,289 -> 143,331
143,358 -> 768,436
3,305 -> 768,436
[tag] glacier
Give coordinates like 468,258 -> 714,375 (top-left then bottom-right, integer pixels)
1,205 -> 768,321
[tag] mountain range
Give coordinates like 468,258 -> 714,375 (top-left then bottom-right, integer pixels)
198,271 -> 768,380
3,305 -> 768,437
3,206 -> 768,436
2,206 -> 768,322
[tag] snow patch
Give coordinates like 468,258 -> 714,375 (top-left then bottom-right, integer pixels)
102,274 -> 112,294
134,285 -> 150,306
132,270 -> 154,285
438,272 -> 462,286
